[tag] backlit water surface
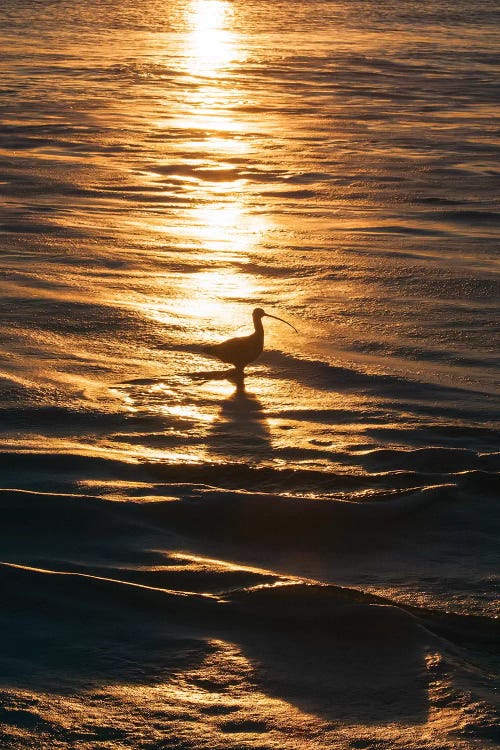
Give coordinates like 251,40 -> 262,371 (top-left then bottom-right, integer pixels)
0,1 -> 499,747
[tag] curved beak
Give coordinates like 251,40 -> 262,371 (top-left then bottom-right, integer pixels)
264,313 -> 298,333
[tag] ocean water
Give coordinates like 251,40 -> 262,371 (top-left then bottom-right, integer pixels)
0,0 -> 499,747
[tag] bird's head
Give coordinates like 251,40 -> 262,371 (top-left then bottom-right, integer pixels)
253,307 -> 266,320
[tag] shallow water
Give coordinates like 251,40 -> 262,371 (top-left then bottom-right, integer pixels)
0,0 -> 499,747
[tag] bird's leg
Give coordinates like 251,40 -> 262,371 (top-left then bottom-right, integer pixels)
230,366 -> 245,387
233,368 -> 246,394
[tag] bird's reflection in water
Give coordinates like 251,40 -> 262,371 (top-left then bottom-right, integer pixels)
213,381 -> 272,458
191,368 -> 272,458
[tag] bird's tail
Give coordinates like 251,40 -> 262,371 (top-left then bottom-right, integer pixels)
200,344 -> 217,356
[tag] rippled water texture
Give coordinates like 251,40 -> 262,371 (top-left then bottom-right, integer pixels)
0,0 -> 499,748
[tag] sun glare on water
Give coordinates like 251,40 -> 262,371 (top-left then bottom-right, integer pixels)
166,0 -> 268,315
186,0 -> 237,77
123,0 -> 272,385
186,203 -> 269,256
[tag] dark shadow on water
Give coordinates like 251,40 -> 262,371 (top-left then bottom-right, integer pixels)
0,564 -> 432,730
214,381 -> 272,460
188,367 -> 273,459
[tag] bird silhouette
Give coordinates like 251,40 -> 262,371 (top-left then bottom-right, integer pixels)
201,307 -> 297,374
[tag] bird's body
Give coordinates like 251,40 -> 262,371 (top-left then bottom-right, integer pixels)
202,307 -> 296,373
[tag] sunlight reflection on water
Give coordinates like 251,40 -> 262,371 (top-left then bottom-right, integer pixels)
186,0 -> 237,78
151,0 -> 271,313
1,14 -> 499,741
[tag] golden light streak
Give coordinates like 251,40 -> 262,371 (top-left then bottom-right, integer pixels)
186,203 -> 268,255
185,0 -> 237,78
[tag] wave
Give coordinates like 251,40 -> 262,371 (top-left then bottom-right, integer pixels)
0,296 -> 143,337
0,452 -> 145,480
1,558 -> 497,740
2,478 -> 495,562
345,446 -> 500,473
421,209 -> 500,227
2,444 -> 497,499
134,483 -> 462,551
0,434 -> 498,494
260,351 -> 491,401
1,560 -> 497,648
0,406 -> 172,432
